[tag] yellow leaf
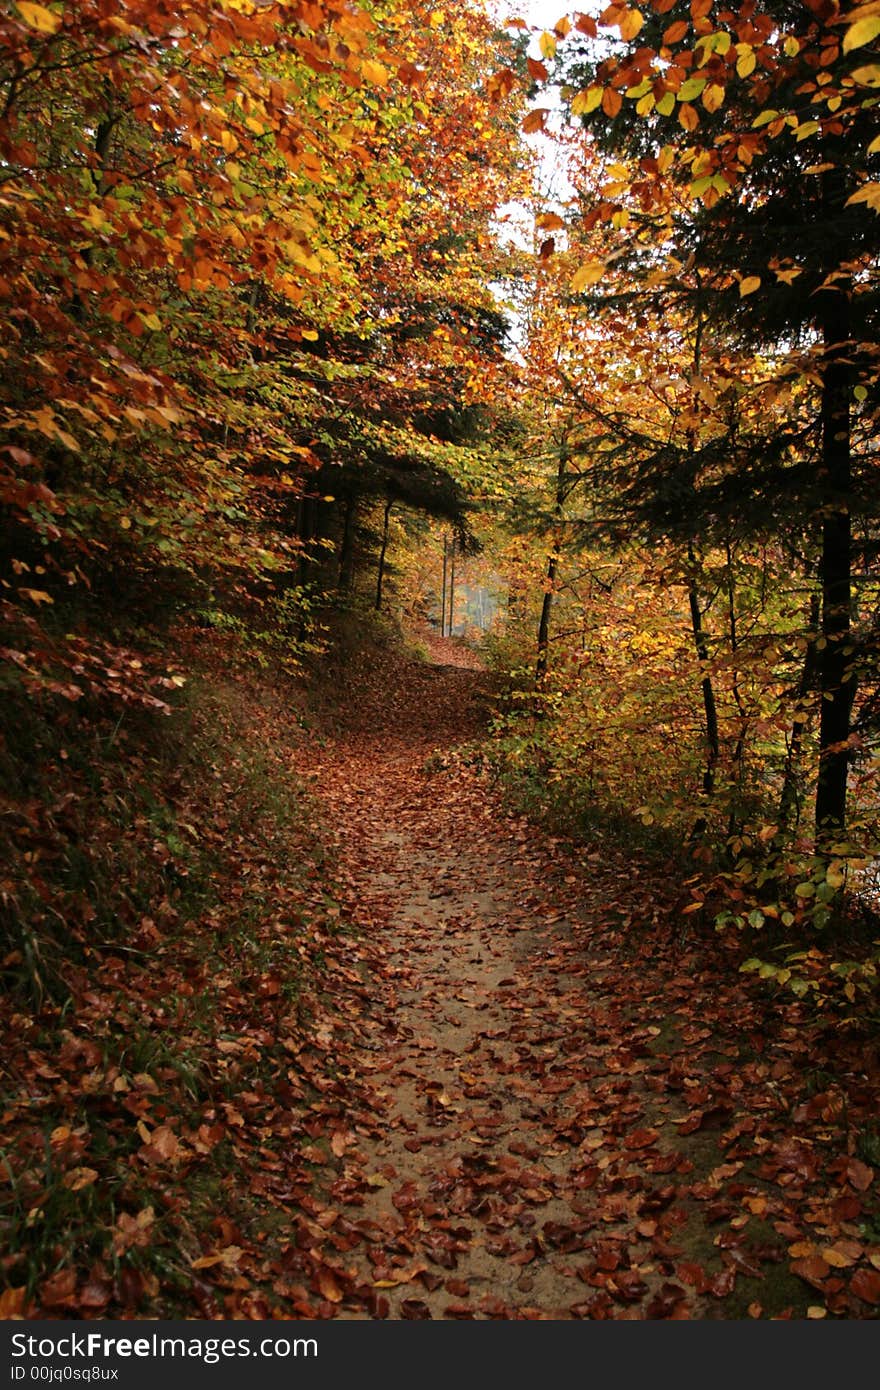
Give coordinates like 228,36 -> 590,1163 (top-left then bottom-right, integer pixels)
220,129 -> 238,154
571,260 -> 605,291
539,30 -> 557,60
19,588 -> 53,605
702,83 -> 725,112
844,14 -> 880,53
740,275 -> 761,296
16,2 -> 61,33
83,205 -> 108,232
301,329 -> 319,341
847,181 -> 880,210
571,86 -> 603,115
361,58 -> 389,85
851,63 -> 880,86
141,313 -> 162,331
736,46 -> 756,78
868,134 -> 880,153
619,8 -> 644,40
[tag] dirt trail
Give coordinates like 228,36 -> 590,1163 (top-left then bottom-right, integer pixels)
290,641 -> 878,1320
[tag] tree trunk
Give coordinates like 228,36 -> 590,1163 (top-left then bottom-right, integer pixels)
815,287 -> 855,833
375,500 -> 392,611
688,541 -> 720,839
337,496 -> 357,591
780,590 -> 821,827
536,452 -> 567,681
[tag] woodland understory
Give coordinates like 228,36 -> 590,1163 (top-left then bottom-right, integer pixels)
3,0 -> 880,1320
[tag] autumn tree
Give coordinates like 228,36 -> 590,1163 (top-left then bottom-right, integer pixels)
537,0 -> 880,835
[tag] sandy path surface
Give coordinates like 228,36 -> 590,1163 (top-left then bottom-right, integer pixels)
297,645 -> 717,1318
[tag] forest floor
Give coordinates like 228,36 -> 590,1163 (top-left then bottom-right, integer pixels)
281,633 -> 880,1319
4,628 -> 880,1319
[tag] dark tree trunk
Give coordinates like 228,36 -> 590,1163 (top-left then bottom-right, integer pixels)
375,500 -> 392,611
780,590 -> 821,827
337,496 -> 357,590
535,551 -> 559,681
296,494 -> 316,587
536,453 -> 568,681
815,287 -> 855,833
688,541 -> 720,839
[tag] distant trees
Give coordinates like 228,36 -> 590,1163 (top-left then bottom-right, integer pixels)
0,0 -> 527,699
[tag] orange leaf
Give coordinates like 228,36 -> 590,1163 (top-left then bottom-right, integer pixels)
663,19 -> 688,42
317,1267 -> 343,1303
0,1287 -> 26,1317
522,108 -> 549,134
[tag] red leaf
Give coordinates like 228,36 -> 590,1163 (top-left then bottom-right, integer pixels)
791,1255 -> 830,1289
624,1128 -> 659,1151
851,1268 -> 880,1305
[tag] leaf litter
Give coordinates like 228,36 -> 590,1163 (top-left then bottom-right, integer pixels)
278,640 -> 880,1319
3,635 -> 880,1319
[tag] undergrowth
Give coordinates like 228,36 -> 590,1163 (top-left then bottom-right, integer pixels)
0,629 -> 345,1317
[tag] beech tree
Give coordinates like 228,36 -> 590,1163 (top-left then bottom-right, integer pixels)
533,0 -> 880,834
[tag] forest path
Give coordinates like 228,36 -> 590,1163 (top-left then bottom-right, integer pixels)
289,639 -> 872,1320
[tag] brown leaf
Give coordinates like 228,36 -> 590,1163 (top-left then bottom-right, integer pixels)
791,1254 -> 830,1288
0,1287 -> 27,1317
850,1268 -> 880,1305
624,1128 -> 659,1151
822,1244 -> 857,1269
79,1275 -> 111,1310
847,1158 -> 874,1192
40,1268 -> 77,1309
316,1267 -> 343,1304
400,1299 -> 432,1318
